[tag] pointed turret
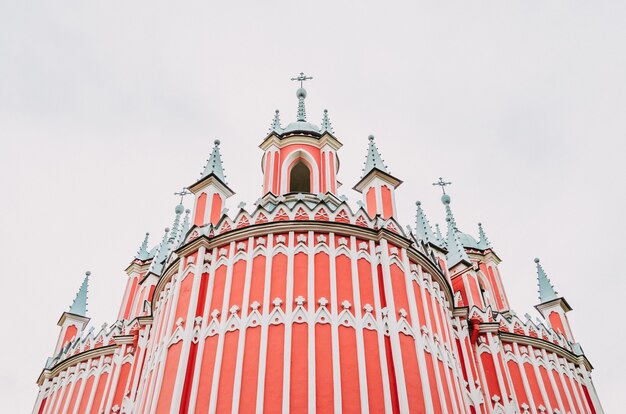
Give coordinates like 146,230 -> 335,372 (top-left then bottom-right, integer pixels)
354,135 -> 402,219
189,139 -> 234,227
201,139 -> 228,185
69,271 -> 90,316
533,258 -> 576,342
54,271 -> 92,355
535,258 -> 558,303
135,232 -> 151,261
260,73 -> 342,196
415,201 -> 436,244
320,109 -> 334,134
477,222 -> 491,249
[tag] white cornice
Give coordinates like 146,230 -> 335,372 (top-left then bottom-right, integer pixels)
37,344 -> 117,386
154,221 -> 453,314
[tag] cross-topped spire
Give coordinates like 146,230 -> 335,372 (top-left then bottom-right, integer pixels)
291,72 -> 313,88
174,188 -> 191,205
291,72 -> 313,121
432,177 -> 452,195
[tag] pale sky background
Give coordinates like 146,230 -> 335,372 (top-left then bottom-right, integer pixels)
1,1 -> 625,412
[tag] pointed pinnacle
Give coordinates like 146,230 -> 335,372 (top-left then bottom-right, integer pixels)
201,139 -> 227,184
270,109 -> 282,133
69,271 -> 90,316
136,232 -> 150,260
415,201 -> 436,243
535,258 -> 558,303
178,209 -> 191,247
445,216 -> 470,266
321,109 -> 334,134
361,135 -> 389,177
478,222 -> 491,249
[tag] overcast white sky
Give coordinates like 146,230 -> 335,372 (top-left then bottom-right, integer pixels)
1,1 -> 625,412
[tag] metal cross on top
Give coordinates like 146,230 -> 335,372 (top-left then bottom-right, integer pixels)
174,188 -> 191,204
432,177 -> 452,194
291,72 -> 313,88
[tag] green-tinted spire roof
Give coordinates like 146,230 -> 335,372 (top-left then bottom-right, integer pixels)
361,135 -> 389,177
477,222 -> 491,249
177,209 -> 191,247
201,140 -> 227,184
69,271 -> 90,316
270,109 -> 283,133
434,223 -> 445,246
320,109 -> 334,134
135,232 -> 151,261
535,258 -> 558,303
148,227 -> 170,275
442,195 -> 470,266
415,201 -> 436,243
168,204 -> 184,244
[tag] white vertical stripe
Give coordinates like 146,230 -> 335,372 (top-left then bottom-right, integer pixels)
255,234 -> 275,411
148,258 -> 186,413
281,232 -> 296,414
307,231 -> 316,413
169,246 -> 207,412
187,247 -> 219,412
377,239 -> 410,413
400,254 -> 434,413
328,233 -> 343,413
349,235 -> 370,414
230,237 -> 255,414
368,239 -> 393,413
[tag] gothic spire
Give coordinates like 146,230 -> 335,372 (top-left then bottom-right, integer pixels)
535,258 -> 558,303
69,271 -> 90,316
477,222 -> 491,249
320,109 -> 334,134
201,139 -> 227,185
135,232 -> 151,261
269,109 -> 282,133
361,135 -> 389,177
415,201 -> 436,243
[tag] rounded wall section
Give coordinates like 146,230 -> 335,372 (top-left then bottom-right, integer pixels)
145,227 -> 467,413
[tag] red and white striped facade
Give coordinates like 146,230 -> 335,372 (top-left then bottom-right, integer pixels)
34,86 -> 603,413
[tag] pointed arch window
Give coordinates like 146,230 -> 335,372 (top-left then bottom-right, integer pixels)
290,161 -> 311,193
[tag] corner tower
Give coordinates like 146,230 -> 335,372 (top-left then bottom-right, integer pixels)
260,73 -> 342,196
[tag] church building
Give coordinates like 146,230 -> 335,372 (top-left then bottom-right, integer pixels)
33,74 -> 603,413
